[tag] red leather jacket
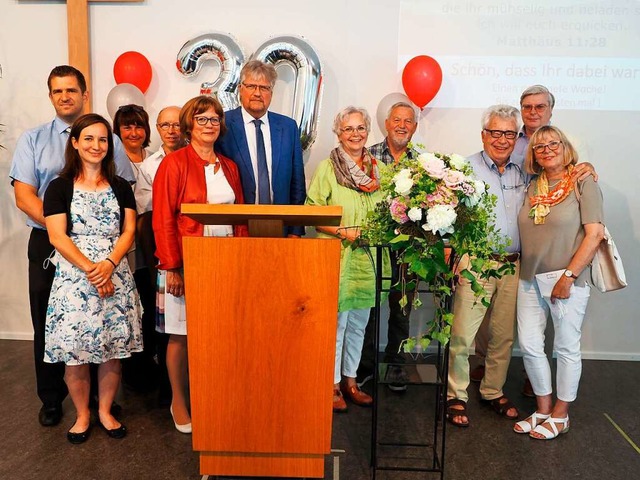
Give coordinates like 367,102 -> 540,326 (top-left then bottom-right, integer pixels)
153,144 -> 248,271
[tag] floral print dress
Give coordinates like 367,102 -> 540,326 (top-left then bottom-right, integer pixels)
44,187 -> 143,365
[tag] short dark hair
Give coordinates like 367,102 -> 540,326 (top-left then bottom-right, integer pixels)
113,104 -> 151,148
60,114 -> 115,182
179,95 -> 227,141
47,65 -> 87,93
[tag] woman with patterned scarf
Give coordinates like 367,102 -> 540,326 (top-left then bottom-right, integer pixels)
306,106 -> 390,413
514,126 -> 604,440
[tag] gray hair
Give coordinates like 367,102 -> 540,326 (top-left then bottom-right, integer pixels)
481,104 -> 521,131
240,60 -> 277,86
387,101 -> 417,122
332,106 -> 371,136
520,84 -> 555,109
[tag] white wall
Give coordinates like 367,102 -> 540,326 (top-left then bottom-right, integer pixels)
0,0 -> 638,358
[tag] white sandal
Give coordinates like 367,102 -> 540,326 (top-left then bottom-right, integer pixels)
513,411 -> 551,434
530,416 -> 570,440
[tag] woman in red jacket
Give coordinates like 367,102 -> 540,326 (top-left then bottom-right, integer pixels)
152,95 -> 247,433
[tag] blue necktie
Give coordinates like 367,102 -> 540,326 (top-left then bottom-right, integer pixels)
252,119 -> 271,204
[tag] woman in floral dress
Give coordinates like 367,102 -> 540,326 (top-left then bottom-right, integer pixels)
43,114 -> 142,444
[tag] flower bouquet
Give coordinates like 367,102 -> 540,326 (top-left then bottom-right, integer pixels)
361,146 -> 513,351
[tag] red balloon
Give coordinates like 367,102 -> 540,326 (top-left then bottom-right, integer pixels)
402,55 -> 443,109
114,51 -> 152,94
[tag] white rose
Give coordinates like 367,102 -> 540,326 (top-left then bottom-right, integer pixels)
393,169 -> 414,195
422,204 -> 457,235
417,153 -> 447,179
407,207 -> 422,222
448,153 -> 468,170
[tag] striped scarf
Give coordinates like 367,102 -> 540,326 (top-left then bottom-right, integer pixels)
329,146 -> 380,193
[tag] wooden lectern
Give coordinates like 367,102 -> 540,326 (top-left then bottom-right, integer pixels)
181,204 -> 342,478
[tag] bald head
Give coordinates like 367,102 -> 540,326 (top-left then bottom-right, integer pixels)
156,106 -> 182,152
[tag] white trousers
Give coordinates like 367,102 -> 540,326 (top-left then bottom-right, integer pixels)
517,279 -> 590,402
335,309 -> 370,384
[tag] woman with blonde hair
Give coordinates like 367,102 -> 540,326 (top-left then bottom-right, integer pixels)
514,126 -> 604,440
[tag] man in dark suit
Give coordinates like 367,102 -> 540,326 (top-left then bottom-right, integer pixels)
217,60 -> 306,236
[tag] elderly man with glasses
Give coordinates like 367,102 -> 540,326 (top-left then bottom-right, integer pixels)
446,105 -> 524,427
513,84 -> 555,157
217,60 -> 306,236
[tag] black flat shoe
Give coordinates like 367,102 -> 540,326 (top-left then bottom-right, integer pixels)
99,420 -> 127,439
67,425 -> 91,444
39,405 -> 63,427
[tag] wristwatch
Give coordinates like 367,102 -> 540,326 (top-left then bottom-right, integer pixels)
564,269 -> 578,279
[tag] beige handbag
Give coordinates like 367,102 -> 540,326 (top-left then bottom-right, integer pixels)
574,183 -> 627,293
590,226 -> 627,293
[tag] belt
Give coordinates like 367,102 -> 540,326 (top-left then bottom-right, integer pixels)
489,252 -> 520,262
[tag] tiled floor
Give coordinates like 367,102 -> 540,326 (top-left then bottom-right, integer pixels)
1,339 -> 639,480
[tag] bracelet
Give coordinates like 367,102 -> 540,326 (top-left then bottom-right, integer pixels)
105,258 -> 117,268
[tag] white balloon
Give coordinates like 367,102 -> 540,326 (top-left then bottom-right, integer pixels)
106,83 -> 145,120
375,92 -> 418,136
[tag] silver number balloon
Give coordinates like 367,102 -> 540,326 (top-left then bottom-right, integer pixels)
252,36 -> 323,151
176,33 -> 245,111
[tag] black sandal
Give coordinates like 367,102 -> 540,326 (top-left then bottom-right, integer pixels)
484,396 -> 519,419
446,398 -> 470,427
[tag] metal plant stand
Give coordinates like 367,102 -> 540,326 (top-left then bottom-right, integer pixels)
370,246 -> 451,480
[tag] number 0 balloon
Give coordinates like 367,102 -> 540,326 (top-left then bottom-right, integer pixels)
252,36 -> 323,151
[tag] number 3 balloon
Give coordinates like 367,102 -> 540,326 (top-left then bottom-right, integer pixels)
176,33 -> 246,111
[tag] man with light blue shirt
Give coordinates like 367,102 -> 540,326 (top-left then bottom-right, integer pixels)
447,105 -> 524,427
9,65 -> 134,427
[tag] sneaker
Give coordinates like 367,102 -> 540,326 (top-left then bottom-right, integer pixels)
356,373 -> 373,388
385,365 -> 409,392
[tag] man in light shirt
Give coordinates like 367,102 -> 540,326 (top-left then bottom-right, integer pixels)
9,65 -> 134,426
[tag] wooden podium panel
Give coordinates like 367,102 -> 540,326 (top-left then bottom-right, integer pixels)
183,237 -> 340,477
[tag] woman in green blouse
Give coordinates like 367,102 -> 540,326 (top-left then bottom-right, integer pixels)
306,106 -> 389,413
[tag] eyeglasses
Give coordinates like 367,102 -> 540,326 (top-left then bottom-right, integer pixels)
521,104 -> 549,113
242,83 -> 273,94
194,116 -> 221,126
532,140 -> 562,154
157,122 -> 181,131
483,129 -> 518,140
341,125 -> 368,135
